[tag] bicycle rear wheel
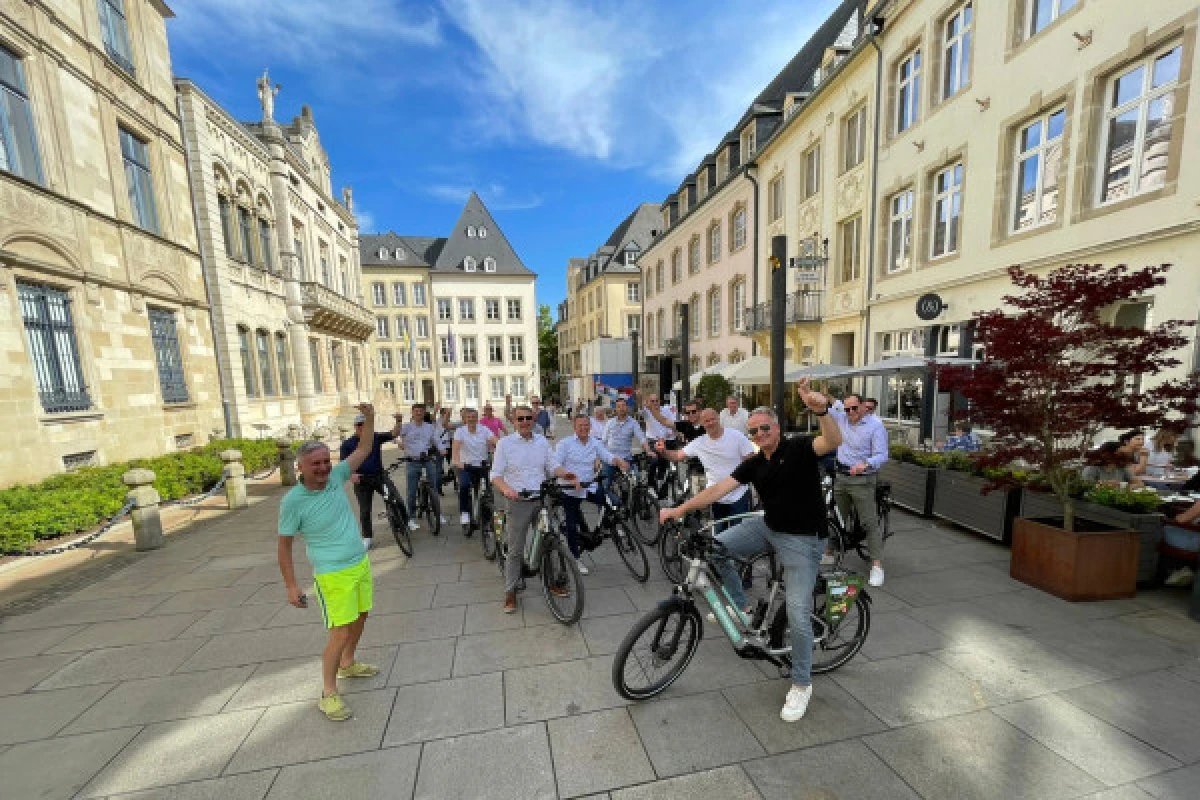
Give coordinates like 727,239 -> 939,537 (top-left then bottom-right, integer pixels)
479,491 -> 497,560
630,488 -> 662,546
810,584 -> 870,674
612,603 -> 702,700
613,522 -> 650,582
541,537 -> 585,624
388,499 -> 413,557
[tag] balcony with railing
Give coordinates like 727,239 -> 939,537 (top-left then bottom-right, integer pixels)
299,281 -> 375,340
739,289 -> 824,334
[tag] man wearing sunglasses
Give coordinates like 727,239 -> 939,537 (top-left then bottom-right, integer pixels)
339,410 -> 405,550
660,378 -> 840,723
829,393 -> 889,587
491,405 -> 576,613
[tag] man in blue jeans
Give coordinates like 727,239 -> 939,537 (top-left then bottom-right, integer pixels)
661,379 -> 840,723
397,404 -> 445,531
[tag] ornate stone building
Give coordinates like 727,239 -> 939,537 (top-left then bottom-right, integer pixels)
176,75 -> 373,437
0,0 -> 224,485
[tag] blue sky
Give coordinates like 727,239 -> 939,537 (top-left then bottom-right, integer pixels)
168,0 -> 842,311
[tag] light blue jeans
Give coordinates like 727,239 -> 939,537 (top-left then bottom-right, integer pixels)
405,460 -> 439,514
714,515 -> 823,687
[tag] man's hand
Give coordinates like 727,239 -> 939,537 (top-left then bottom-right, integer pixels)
501,485 -> 519,501
796,378 -> 828,414
614,458 -> 629,472
850,462 -> 867,476
659,505 -> 684,525
357,402 -> 375,417
655,440 -> 667,454
286,584 -> 306,608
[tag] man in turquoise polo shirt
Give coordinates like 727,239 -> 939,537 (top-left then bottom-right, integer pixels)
278,402 -> 378,721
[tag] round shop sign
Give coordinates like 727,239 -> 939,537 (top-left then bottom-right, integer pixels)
915,293 -> 946,321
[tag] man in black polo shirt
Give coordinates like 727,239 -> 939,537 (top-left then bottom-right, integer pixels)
339,412 -> 404,549
661,379 -> 840,724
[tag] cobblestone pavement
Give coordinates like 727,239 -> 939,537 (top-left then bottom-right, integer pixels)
2,417 -> 1199,799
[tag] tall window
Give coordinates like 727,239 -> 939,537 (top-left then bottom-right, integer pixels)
732,207 -> 747,250
803,145 -> 821,198
490,376 -> 505,399
437,298 -> 452,321
382,380 -> 396,397
690,294 -> 701,340
656,309 -> 665,344
732,281 -> 745,332
843,107 -> 867,171
393,283 -> 406,306
646,316 -> 655,348
239,327 -> 257,397
942,3 -> 972,100
459,298 -> 475,321
627,314 -> 640,335
708,223 -> 721,263
254,329 -> 275,396
896,50 -> 922,133
402,380 -> 416,402
376,316 -> 390,339
1027,0 -> 1076,38
655,262 -> 665,292
412,283 -> 427,306
688,236 -> 701,273
379,348 -> 393,371
464,377 -> 479,402
218,195 -> 237,259
511,376 -> 526,399
439,335 -> 454,365
237,206 -> 256,264
485,298 -> 500,320
767,175 -> 785,222
443,378 -> 457,402
0,47 -> 44,184
507,299 -> 522,320
509,336 -> 524,363
415,316 -> 429,338
708,290 -> 720,336
275,333 -> 291,395
19,282 -> 91,412
488,336 -> 503,363
119,128 -> 159,233
97,0 -> 135,75
838,215 -> 862,282
293,234 -> 305,275
1013,107 -> 1065,231
671,249 -> 682,283
931,163 -> 963,258
257,219 -> 274,271
398,347 -> 411,371
627,282 -> 640,303
371,282 -> 386,305
888,189 -> 914,273
462,336 -> 477,364
1100,43 -> 1181,204
309,339 -> 323,392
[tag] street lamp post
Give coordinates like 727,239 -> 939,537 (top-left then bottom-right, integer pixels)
631,329 -> 639,403
769,235 -> 828,428
680,303 -> 691,405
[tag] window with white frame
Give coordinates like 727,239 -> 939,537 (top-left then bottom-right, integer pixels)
511,376 -> 526,399
461,336 -> 477,364
838,215 -> 862,282
896,49 -> 922,133
626,314 -> 640,335
1027,0 -> 1077,38
379,348 -> 393,371
485,298 -> 500,320
398,347 -> 411,371
655,261 -> 665,292
437,298 -> 452,321
767,175 -> 785,222
376,316 -> 390,339
708,290 -> 720,336
402,379 -> 416,402
418,348 -> 432,371
443,378 -> 458,401
688,236 -> 701,273
741,126 -> 756,158
464,257 -> 477,272
647,317 -> 656,348
803,145 -> 821,198
1012,107 -> 1065,231
732,207 -> 747,250
690,294 -> 701,340
483,257 -> 497,272
931,162 -> 963,258
627,282 -> 640,303
0,46 -> 44,184
412,283 -> 427,306
942,3 -> 972,100
888,189 -> 914,273
506,299 -> 522,321
490,376 -> 505,399
415,315 -> 429,338
732,280 -> 745,332
371,282 -> 386,305
671,249 -> 682,283
439,335 -> 453,365
382,379 -> 396,396
656,309 -> 665,344
396,315 -> 410,337
464,376 -> 479,401
1100,43 -> 1181,204
459,298 -> 475,321
843,107 -> 867,171
488,336 -> 503,363
509,336 -> 524,363
119,128 -> 159,234
392,282 -> 406,305
708,222 -> 721,263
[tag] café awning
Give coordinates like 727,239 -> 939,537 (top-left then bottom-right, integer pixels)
837,355 -> 979,377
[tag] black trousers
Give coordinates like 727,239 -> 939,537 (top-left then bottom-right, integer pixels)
353,472 -> 405,538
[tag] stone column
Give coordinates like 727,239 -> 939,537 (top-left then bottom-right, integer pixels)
221,450 -> 248,509
277,438 -> 297,486
122,469 -> 164,551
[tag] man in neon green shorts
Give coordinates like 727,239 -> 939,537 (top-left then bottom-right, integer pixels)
278,402 -> 379,721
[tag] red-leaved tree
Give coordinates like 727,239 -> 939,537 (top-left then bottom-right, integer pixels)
937,263 -> 1200,531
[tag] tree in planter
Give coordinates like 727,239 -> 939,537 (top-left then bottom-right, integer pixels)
695,373 -> 735,412
938,263 -> 1200,531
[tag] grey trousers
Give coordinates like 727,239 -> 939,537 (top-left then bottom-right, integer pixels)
503,497 -> 541,593
833,473 -> 884,561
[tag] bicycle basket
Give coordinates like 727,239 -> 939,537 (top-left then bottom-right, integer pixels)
823,571 -> 865,627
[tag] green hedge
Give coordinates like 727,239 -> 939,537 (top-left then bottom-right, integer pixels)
0,438 -> 290,553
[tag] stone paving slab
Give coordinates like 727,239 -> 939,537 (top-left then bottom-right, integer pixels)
548,708 -> 656,798
451,621 -> 589,676
0,624 -> 83,659
628,690 -> 766,778
385,637 -> 457,687
0,683 -> 114,744
0,727 -> 142,800
723,676 -> 887,754
505,655 -> 628,724
226,646 -> 396,709
612,765 -> 761,800
45,612 -> 206,653
1060,671 -> 1200,764
382,671 -> 504,746
744,738 -> 920,800
0,651 -> 81,695
36,639 -> 209,690
109,770 -> 279,799
264,746 -> 420,799
830,652 -> 989,727
413,723 -> 557,800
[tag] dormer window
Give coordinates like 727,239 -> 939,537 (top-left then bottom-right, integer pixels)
395,248 -> 405,260
478,226 -> 488,238
377,247 -> 388,259
464,256 -> 477,272
483,257 -> 497,272
467,226 -> 477,237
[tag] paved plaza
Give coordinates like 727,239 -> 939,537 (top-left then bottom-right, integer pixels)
2,432 -> 1200,799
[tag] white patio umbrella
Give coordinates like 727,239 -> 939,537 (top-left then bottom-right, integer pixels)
836,354 -> 978,377
784,363 -> 856,381
671,361 -> 731,391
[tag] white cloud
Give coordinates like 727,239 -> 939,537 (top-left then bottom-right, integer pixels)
355,209 -> 377,232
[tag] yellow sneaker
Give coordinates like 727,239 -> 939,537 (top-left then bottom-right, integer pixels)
318,692 -> 352,721
337,662 -> 380,678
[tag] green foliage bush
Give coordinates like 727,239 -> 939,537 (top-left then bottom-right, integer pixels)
0,438 -> 289,553
1082,484 -> 1164,513
695,374 -> 735,412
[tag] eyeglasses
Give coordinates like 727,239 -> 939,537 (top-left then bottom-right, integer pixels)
515,415 -> 534,422
750,424 -> 772,435
844,405 -> 860,411
685,409 -> 698,415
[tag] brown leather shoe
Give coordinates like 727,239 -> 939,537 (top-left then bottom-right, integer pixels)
503,591 -> 518,613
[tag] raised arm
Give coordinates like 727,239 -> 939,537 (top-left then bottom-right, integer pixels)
343,403 -> 376,472
798,379 -> 841,457
661,476 -> 742,522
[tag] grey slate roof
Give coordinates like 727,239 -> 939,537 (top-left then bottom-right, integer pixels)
577,203 -> 659,283
359,232 -> 439,268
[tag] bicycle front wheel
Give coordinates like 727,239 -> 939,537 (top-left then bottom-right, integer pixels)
612,603 -> 702,701
388,499 -> 413,557
804,584 -> 871,674
630,488 -> 662,546
614,522 -> 650,582
658,520 -> 684,584
541,537 -> 585,624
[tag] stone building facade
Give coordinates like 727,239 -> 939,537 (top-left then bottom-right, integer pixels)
176,76 -> 373,438
0,0 -> 223,485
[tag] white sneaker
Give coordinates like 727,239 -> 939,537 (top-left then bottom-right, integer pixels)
780,684 -> 812,722
460,512 -> 470,526
868,565 -> 885,587
440,515 -> 449,525
575,558 -> 590,575
407,520 -> 419,531
820,551 -> 836,567
362,537 -> 373,551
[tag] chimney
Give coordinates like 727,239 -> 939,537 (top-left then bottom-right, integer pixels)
343,186 -> 354,211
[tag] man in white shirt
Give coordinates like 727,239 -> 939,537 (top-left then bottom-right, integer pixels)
491,406 -> 575,613
657,407 -> 756,519
397,404 -> 445,530
591,406 -> 609,442
556,415 -> 628,574
452,408 -> 497,529
720,395 -> 750,435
